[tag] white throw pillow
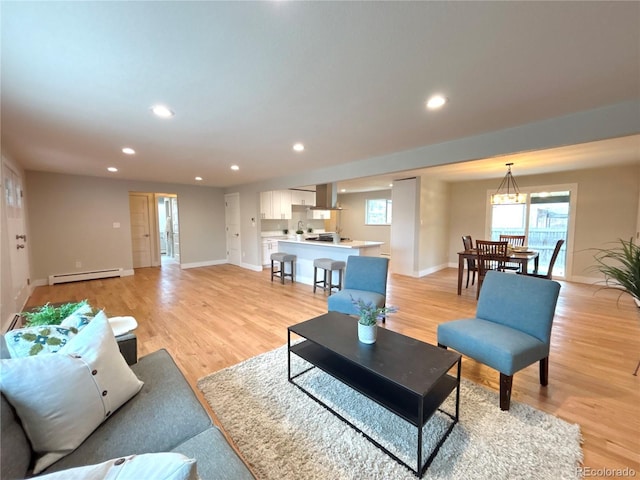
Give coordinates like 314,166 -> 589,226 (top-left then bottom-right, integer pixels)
35,453 -> 198,480
0,311 -> 144,474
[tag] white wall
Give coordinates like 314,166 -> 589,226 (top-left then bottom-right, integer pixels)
418,176 -> 450,274
335,190 -> 392,255
26,171 -> 227,283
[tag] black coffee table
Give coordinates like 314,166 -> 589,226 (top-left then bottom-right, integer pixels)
288,312 -> 461,477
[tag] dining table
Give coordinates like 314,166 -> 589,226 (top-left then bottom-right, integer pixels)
457,249 -> 539,295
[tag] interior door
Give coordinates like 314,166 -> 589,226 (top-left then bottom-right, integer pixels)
3,163 -> 29,316
170,197 -> 180,261
225,193 -> 241,266
129,193 -> 152,268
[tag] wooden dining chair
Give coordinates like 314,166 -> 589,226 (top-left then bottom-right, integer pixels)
476,240 -> 509,299
519,239 -> 565,280
461,235 -> 477,288
499,234 -> 526,246
499,234 -> 527,271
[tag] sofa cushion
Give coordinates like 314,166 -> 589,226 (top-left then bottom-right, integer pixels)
40,348 -> 215,475
0,393 -> 31,480
35,453 -> 197,480
172,427 -> 255,480
0,311 -> 143,474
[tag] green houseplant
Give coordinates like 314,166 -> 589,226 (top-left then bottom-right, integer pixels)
592,238 -> 640,375
592,238 -> 640,305
351,297 -> 397,344
21,300 -> 90,327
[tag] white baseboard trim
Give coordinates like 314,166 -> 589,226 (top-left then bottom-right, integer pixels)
180,259 -> 228,270
243,263 -> 264,272
418,264 -> 449,277
569,275 -> 603,285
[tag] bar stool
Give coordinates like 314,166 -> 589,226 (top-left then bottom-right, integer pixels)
271,252 -> 296,284
313,258 -> 346,295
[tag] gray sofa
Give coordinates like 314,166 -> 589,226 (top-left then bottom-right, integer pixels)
1,338 -> 254,480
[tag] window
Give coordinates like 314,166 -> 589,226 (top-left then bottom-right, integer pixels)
365,199 -> 392,225
489,189 -> 572,278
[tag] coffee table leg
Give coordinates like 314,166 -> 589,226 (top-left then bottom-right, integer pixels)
417,400 -> 423,475
287,330 -> 291,381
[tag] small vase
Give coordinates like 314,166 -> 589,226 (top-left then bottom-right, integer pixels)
358,323 -> 377,344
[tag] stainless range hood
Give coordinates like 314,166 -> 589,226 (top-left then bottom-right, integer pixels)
311,183 -> 343,210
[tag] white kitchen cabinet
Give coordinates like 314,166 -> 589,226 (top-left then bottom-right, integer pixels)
262,238 -> 280,265
308,209 -> 330,220
290,189 -> 316,206
260,191 -> 273,219
273,190 -> 292,219
260,190 -> 292,219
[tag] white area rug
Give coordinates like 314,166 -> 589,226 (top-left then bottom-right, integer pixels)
198,344 -> 583,480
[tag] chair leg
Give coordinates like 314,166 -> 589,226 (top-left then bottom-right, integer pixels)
271,260 -> 275,282
471,270 -> 476,286
437,343 -> 447,349
313,266 -> 318,293
500,373 -> 513,411
291,260 -> 295,283
465,268 -> 470,288
539,357 -> 549,386
281,261 -> 285,284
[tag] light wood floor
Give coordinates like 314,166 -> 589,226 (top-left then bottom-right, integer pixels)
26,263 -> 639,476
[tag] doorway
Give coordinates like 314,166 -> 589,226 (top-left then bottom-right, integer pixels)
2,161 -> 30,329
129,192 -> 180,268
225,193 -> 241,266
157,194 -> 179,265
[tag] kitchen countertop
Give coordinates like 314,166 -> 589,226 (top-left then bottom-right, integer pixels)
278,238 -> 384,249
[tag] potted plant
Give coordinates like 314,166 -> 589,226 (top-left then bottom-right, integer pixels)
295,228 -> 304,241
351,297 -> 397,344
21,300 -> 90,327
592,238 -> 640,375
592,238 -> 640,306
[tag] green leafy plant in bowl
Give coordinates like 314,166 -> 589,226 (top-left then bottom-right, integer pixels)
351,297 -> 397,326
21,300 -> 89,327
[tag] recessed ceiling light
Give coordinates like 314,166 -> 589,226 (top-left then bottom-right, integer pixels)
122,147 -> 136,155
340,189 -> 346,193
195,176 -> 203,181
293,143 -> 305,152
426,94 -> 447,110
389,183 -> 393,187
107,167 -> 118,172
230,165 -> 240,171
151,104 -> 175,118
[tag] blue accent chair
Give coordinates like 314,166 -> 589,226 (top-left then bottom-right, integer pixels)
327,256 -> 389,321
437,270 -> 560,410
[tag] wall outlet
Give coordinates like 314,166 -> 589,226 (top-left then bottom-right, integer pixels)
113,222 -> 121,228
75,261 -> 82,268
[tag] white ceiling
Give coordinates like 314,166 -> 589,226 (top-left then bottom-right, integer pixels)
2,2 -> 639,190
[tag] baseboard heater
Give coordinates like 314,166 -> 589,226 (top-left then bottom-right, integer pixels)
48,268 -> 124,285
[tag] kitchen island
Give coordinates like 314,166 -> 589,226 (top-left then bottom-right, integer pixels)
277,238 -> 384,286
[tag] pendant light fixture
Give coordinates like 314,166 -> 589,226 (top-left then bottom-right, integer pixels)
490,163 -> 526,205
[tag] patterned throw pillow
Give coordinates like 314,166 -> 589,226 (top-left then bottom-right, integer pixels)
4,325 -> 77,357
0,311 -> 144,473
